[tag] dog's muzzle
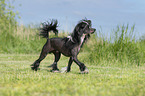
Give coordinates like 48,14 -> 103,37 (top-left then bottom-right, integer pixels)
90,28 -> 96,34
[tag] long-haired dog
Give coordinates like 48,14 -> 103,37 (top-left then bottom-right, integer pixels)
31,19 -> 96,73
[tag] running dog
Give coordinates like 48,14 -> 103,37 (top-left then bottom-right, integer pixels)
31,19 -> 96,73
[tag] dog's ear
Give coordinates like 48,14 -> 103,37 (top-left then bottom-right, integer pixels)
87,20 -> 91,25
75,25 -> 80,32
74,24 -> 84,36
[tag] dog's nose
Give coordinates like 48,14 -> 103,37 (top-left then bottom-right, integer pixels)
94,28 -> 96,32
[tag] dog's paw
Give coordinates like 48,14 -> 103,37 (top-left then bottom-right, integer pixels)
30,64 -> 40,71
80,67 -> 89,74
61,67 -> 68,73
51,70 -> 60,73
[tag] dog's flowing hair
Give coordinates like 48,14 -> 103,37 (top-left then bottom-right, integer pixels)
31,19 -> 96,73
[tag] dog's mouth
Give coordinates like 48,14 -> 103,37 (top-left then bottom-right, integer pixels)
84,28 -> 96,35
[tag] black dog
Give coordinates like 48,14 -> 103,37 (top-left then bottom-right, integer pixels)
31,19 -> 96,73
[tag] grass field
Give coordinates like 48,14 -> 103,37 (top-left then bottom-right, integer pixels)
0,53 -> 145,96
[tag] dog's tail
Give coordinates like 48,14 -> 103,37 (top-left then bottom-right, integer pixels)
39,19 -> 58,39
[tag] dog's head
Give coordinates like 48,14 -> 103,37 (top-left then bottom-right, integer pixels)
71,19 -> 96,43
75,19 -> 96,36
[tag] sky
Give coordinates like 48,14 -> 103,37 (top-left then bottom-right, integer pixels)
11,0 -> 145,39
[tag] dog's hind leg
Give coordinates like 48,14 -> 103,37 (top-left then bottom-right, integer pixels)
66,57 -> 73,72
31,42 -> 50,71
51,51 -> 61,72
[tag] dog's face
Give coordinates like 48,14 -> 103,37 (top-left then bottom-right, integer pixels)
76,20 -> 96,35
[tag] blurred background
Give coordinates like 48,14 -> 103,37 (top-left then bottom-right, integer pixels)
0,0 -> 145,65
12,0 -> 145,38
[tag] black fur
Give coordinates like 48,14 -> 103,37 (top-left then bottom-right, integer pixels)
31,19 -> 96,73
39,19 -> 58,37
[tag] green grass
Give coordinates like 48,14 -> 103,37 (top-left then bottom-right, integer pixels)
0,54 -> 145,96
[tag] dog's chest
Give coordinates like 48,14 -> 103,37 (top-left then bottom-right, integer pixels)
78,34 -> 86,51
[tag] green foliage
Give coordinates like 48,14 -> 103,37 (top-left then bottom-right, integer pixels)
0,0 -> 17,31
0,0 -> 18,53
83,24 -> 145,66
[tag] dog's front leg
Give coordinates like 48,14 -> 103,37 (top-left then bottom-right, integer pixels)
61,57 -> 73,73
73,56 -> 89,74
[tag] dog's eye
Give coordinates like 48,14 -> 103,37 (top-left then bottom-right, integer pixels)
82,24 -> 86,28
82,24 -> 88,28
86,25 -> 90,29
